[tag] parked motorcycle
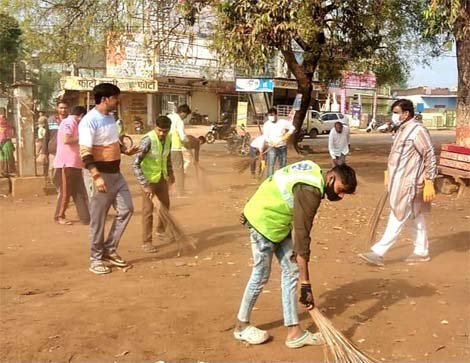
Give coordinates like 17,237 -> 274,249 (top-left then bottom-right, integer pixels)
205,122 -> 237,144
366,118 -> 392,133
190,112 -> 210,125
226,126 -> 251,156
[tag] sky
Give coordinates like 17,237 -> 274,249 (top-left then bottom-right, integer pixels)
408,51 -> 458,89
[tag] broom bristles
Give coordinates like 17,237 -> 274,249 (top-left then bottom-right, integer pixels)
195,165 -> 214,192
152,196 -> 197,251
309,309 -> 379,363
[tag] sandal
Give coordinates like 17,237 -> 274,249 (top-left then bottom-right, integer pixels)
56,218 -> 73,225
142,243 -> 158,253
89,262 -> 111,275
233,325 -> 270,345
285,331 -> 325,349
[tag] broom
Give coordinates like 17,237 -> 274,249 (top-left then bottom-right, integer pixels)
233,159 -> 252,174
365,190 -> 388,249
151,196 -> 197,256
309,308 -> 379,363
195,164 -> 214,192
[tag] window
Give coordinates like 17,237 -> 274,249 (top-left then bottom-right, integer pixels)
322,113 -> 337,121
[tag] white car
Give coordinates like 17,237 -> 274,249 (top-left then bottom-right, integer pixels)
304,111 -> 348,138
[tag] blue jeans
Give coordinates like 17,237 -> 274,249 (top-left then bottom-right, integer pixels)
267,146 -> 287,177
237,228 -> 300,326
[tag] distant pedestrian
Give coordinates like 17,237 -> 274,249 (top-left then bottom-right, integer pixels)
263,107 -> 295,177
133,116 -> 174,253
79,83 -> 139,275
45,100 -> 69,187
53,106 -> 90,225
168,104 -> 191,197
0,111 -> 16,176
328,121 -> 350,166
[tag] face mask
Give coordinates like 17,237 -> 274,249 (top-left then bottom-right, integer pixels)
268,115 -> 276,122
391,113 -> 401,126
324,177 -> 342,202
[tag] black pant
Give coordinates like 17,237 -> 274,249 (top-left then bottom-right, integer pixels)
54,167 -> 90,224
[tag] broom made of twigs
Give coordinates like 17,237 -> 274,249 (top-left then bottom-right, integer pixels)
309,309 -> 379,363
365,190 -> 389,249
194,164 -> 214,192
151,196 -> 197,255
233,159 -> 252,174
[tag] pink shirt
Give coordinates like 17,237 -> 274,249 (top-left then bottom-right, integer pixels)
54,115 -> 82,169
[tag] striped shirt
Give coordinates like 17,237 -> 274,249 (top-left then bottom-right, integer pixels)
79,108 -> 122,173
388,118 -> 437,221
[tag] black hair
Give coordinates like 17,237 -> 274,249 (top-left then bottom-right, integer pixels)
56,99 -> 68,106
93,83 -> 121,105
268,107 -> 277,115
177,104 -> 191,114
198,135 -> 206,144
331,164 -> 357,194
391,99 -> 415,118
155,115 -> 171,129
71,106 -> 87,117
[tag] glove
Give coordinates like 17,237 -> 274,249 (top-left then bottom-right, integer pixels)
299,283 -> 315,309
384,170 -> 389,187
282,133 -> 291,142
260,160 -> 266,172
239,213 -> 247,225
423,179 -> 436,203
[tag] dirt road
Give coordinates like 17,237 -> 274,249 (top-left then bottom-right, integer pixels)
0,130 -> 469,362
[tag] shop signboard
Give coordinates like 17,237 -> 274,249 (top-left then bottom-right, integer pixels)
107,32 -> 154,79
60,76 -> 158,93
274,79 -> 298,90
343,72 -> 376,90
236,101 -> 248,127
236,78 -> 274,93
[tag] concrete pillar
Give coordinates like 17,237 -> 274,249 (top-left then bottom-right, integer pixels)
372,91 -> 378,121
147,93 -> 154,127
12,82 -> 36,177
340,88 -> 346,114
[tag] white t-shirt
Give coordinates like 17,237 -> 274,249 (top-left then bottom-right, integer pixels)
328,125 -> 350,158
263,118 -> 295,147
168,112 -> 187,151
250,135 -> 266,150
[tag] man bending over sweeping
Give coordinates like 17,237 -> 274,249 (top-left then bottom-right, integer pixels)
234,160 -> 357,348
133,116 -> 175,253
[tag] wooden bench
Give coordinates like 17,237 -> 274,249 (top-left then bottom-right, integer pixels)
438,144 -> 470,198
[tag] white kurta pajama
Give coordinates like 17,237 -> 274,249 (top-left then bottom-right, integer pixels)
371,118 -> 437,257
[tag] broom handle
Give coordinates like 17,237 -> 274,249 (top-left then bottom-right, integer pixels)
366,190 -> 388,248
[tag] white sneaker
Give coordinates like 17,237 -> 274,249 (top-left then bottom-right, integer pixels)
286,331 -> 325,349
234,325 -> 270,345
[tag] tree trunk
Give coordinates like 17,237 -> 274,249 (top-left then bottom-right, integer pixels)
455,34 -> 470,147
281,48 -> 317,152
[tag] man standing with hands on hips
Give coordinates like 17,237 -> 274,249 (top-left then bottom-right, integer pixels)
168,104 -> 191,197
79,83 -> 139,275
359,99 -> 437,266
263,107 -> 295,177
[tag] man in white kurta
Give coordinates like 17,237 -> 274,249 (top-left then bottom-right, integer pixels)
328,121 -> 350,166
359,99 -> 437,266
